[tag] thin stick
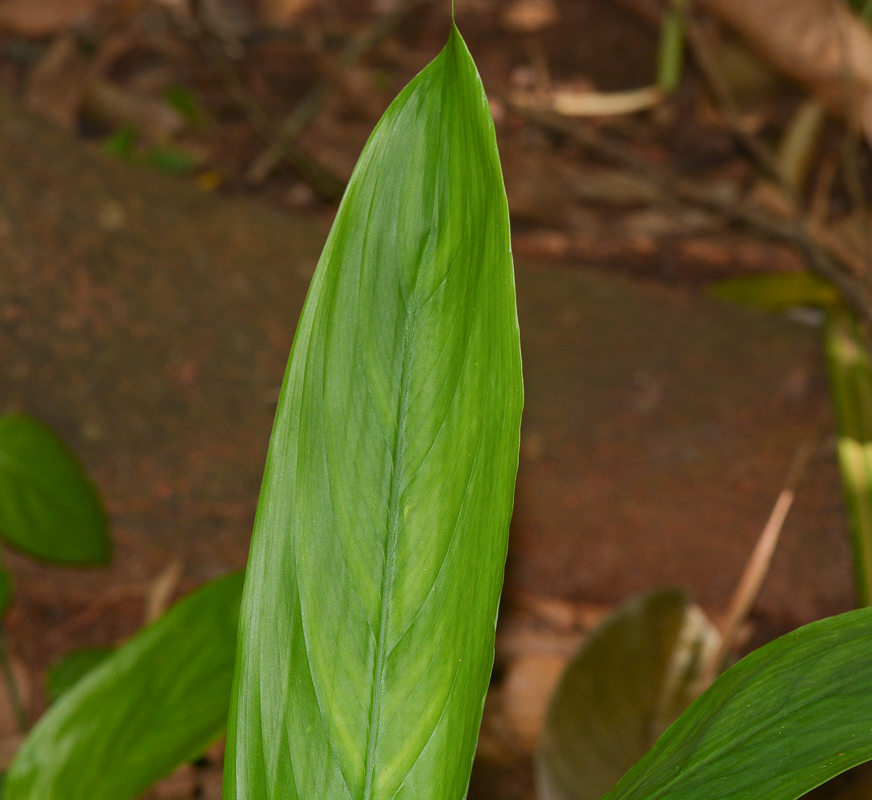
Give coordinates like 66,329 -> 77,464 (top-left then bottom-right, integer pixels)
697,441 -> 815,690
683,15 -> 788,188
0,628 -> 27,732
512,101 -> 872,323
247,0 -> 430,186
190,1 -> 345,201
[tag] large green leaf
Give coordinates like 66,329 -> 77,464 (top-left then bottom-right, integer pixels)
5,571 -> 244,800
536,589 -> 719,800
224,23 -> 522,800
0,415 -> 109,564
602,607 -> 872,800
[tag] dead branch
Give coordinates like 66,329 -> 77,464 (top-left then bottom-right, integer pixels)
189,0 -> 345,202
246,0 -> 432,186
513,102 -> 872,321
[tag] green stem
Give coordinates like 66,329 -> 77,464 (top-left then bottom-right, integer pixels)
824,310 -> 872,607
656,0 -> 689,94
0,628 -> 27,733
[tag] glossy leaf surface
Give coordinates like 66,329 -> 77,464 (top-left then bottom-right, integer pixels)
603,607 -> 872,800
225,24 -> 522,800
0,415 -> 109,564
6,571 -> 243,800
537,589 -> 719,800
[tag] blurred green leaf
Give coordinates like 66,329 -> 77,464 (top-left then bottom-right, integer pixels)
536,589 -> 719,800
709,272 -> 840,312
601,606 -> 872,800
0,415 -> 109,564
224,23 -> 523,800
102,126 -> 138,160
164,85 -> 204,125
143,145 -> 198,175
6,571 -> 243,800
45,647 -> 114,703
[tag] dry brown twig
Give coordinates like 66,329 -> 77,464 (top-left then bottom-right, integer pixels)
187,0 -> 345,201
512,100 -> 872,321
246,0 -> 433,186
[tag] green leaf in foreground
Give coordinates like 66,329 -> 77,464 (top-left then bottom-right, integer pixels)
224,23 -> 523,800
6,571 -> 243,800
44,646 -> 114,703
602,607 -> 872,800
0,415 -> 109,564
537,589 -> 719,800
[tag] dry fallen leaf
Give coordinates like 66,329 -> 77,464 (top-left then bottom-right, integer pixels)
700,0 -> 872,145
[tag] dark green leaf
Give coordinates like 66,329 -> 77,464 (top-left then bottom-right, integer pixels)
224,23 -> 522,800
0,415 -> 109,564
602,607 -> 872,800
44,647 -> 114,703
536,589 -> 719,800
5,571 -> 243,800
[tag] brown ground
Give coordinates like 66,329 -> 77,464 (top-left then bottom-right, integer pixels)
0,0 -> 867,797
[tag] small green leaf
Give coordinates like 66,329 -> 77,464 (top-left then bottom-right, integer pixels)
709,272 -> 840,312
103,126 -> 138,160
45,647 -> 114,703
0,415 -> 109,564
143,145 -> 198,174
602,606 -> 872,800
5,571 -> 243,800
536,589 -> 719,800
224,22 -> 523,800
164,85 -> 204,125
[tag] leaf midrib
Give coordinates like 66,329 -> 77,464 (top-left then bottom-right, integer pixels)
362,293 -> 416,800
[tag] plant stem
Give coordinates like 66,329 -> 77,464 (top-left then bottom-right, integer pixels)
0,628 -> 27,732
656,0 -> 687,94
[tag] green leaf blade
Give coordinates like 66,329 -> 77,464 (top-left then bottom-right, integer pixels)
225,24 -> 522,800
0,415 -> 109,564
603,607 -> 872,800
6,571 -> 244,800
